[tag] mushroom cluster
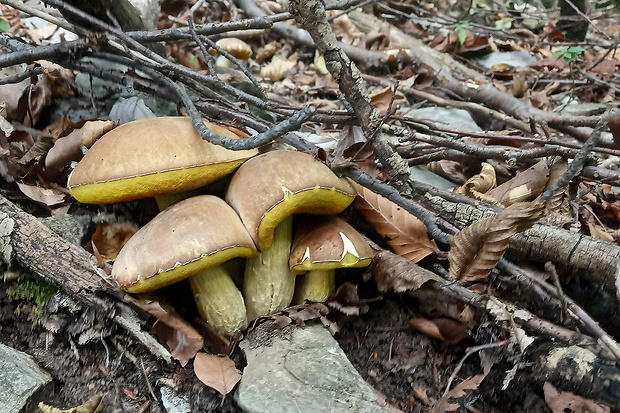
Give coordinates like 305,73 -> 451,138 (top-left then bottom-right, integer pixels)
68,117 -> 372,336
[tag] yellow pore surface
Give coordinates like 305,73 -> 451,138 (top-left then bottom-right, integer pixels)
257,188 -> 356,251
123,245 -> 255,294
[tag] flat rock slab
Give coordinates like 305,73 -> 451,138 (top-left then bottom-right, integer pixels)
403,107 -> 483,133
236,323 -> 396,413
0,343 -> 53,413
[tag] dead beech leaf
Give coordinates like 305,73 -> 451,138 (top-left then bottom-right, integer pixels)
17,182 -> 66,206
38,394 -> 103,413
448,198 -> 544,283
369,86 -> 406,114
370,250 -> 445,293
543,382 -> 610,413
432,374 -> 486,413
355,186 -> 438,262
330,13 -> 365,45
255,41 -> 281,64
87,222 -> 138,262
260,55 -> 297,81
193,352 -> 242,396
134,299 -> 204,367
408,317 -> 469,344
543,158 -> 573,226
456,162 -> 496,198
487,160 -> 549,206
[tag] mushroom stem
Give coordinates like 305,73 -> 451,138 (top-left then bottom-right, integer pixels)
292,269 -> 335,304
189,266 -> 248,336
154,190 -> 198,211
244,215 -> 296,320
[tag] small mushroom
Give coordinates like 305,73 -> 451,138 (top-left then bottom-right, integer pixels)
67,117 -> 257,205
209,38 -> 252,68
290,215 -> 372,304
225,150 -> 357,319
113,195 -> 257,336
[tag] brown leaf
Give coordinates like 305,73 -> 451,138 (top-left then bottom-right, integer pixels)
432,374 -> 486,412
355,186 -> 438,262
608,115 -> 620,149
487,160 -> 549,206
543,382 -> 610,413
255,41 -> 281,64
457,162 -> 496,196
408,317 -> 469,344
134,299 -> 204,367
330,13 -> 365,46
370,250 -> 445,293
17,182 -> 66,206
333,126 -> 384,178
326,282 -> 369,316
38,394 -> 103,413
87,222 -> 138,262
369,86 -> 406,115
427,160 -> 467,185
193,352 -> 242,396
260,54 -> 297,81
448,198 -> 544,282
543,158 -> 573,227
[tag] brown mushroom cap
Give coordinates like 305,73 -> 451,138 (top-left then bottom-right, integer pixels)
224,150 -> 357,251
210,38 -> 252,60
289,216 -> 372,272
112,195 -> 258,293
68,117 -> 257,204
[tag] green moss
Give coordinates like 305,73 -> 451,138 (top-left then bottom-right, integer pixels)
5,275 -> 57,324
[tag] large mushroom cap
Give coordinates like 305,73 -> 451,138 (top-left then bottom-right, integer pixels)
112,195 -> 258,293
289,215 -> 372,272
68,117 -> 258,204
224,150 -> 357,251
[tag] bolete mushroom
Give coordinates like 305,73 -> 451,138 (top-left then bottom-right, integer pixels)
209,38 -> 252,68
67,117 -> 257,205
112,195 -> 258,336
224,150 -> 357,320
290,215 -> 372,304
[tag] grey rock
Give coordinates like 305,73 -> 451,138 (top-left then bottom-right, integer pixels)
0,343 -> 53,413
473,51 -> 536,68
410,165 -> 456,189
403,107 -> 483,133
160,386 -> 191,413
39,214 -> 93,246
236,323 -> 395,413
560,102 -> 608,116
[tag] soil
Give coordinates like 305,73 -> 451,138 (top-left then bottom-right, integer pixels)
0,274 -> 550,413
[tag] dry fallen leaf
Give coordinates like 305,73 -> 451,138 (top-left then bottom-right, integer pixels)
369,86 -> 406,114
193,352 -> 242,397
17,182 -> 66,206
408,317 -> 469,344
355,185 -> 438,262
87,221 -> 138,262
38,394 -> 103,413
449,198 -> 544,283
487,160 -> 549,206
543,382 -> 610,413
370,250 -> 445,293
432,374 -> 486,412
456,162 -> 497,200
260,54 -> 297,81
134,299 -> 204,367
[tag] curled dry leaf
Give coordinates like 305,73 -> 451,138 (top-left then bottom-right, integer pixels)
133,299 -> 204,367
408,317 -> 469,344
432,374 -> 486,413
17,182 -> 66,206
38,394 -> 103,413
87,221 -> 138,262
456,162 -> 496,198
355,185 -> 438,262
370,250 -> 445,293
260,54 -> 297,81
543,158 -> 573,227
448,198 -> 544,283
369,86 -> 406,114
193,352 -> 242,397
543,382 -> 610,413
487,160 -> 549,206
